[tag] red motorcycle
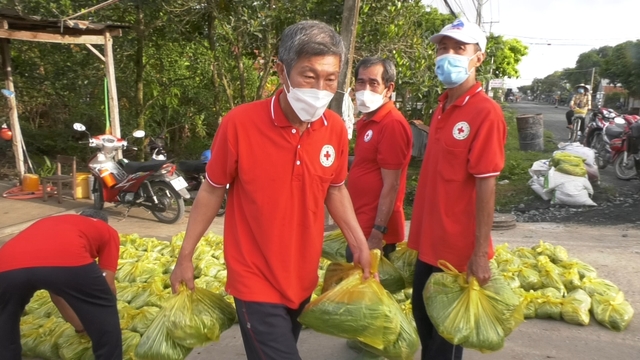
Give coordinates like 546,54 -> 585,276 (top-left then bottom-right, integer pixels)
73,123 -> 190,224
610,115 -> 640,180
585,107 -> 637,171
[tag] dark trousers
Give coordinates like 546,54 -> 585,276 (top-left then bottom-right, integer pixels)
234,296 -> 311,360
345,243 -> 396,263
0,263 -> 122,360
412,260 -> 463,360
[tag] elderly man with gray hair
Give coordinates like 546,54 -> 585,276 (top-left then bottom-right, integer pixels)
170,20 -> 372,360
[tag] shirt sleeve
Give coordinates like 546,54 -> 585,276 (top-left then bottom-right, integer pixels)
377,117 -> 412,170
206,113 -> 239,187
331,121 -> 349,186
97,223 -> 120,272
468,104 -> 507,178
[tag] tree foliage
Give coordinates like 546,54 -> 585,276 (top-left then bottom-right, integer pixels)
0,0 -> 528,163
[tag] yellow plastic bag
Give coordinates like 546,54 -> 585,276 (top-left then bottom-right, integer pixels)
24,290 -> 51,314
117,283 -> 144,303
534,288 -> 563,320
322,230 -> 348,262
20,317 -> 66,359
379,252 -> 407,293
424,261 -> 523,353
122,330 -> 141,360
299,250 -> 399,350
513,247 -> 537,261
130,306 -> 161,335
388,244 -> 418,288
57,324 -> 94,360
499,267 -> 521,289
118,301 -> 138,330
514,289 -> 539,319
558,258 -> 597,279
561,289 -> 591,326
117,258 -> 167,284
135,306 -> 193,360
516,266 -> 542,291
560,267 -> 582,292
164,286 -> 237,348
591,292 -> 634,332
532,241 -> 568,264
129,277 -> 172,309
355,290 -> 420,360
537,256 -> 566,295
321,262 -> 359,294
551,152 -> 587,177
194,276 -> 226,294
581,276 -> 619,297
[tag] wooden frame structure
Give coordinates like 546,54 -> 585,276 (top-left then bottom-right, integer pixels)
0,8 -> 128,178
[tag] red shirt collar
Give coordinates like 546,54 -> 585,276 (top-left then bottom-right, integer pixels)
438,82 -> 484,108
360,101 -> 396,123
271,89 -> 328,129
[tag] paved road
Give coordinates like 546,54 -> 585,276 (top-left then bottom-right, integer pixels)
508,101 -> 638,193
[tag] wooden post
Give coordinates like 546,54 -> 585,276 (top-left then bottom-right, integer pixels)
103,30 -> 121,157
1,38 -> 25,178
328,0 -> 361,117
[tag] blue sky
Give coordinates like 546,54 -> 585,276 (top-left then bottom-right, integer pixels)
423,0 -> 640,88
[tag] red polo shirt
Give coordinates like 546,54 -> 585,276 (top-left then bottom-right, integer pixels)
407,83 -> 506,271
206,89 -> 349,308
0,215 -> 120,273
347,101 -> 412,244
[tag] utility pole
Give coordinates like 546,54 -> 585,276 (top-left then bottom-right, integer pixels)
476,0 -> 484,26
326,0 -> 360,230
590,67 -> 596,92
328,0 -> 360,117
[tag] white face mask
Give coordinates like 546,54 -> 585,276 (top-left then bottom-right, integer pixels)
283,67 -> 334,122
355,89 -> 387,113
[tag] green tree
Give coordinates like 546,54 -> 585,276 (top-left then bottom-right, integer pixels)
482,35 -> 528,80
601,40 -> 640,96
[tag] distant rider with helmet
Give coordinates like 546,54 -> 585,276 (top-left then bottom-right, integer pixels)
566,84 -> 591,133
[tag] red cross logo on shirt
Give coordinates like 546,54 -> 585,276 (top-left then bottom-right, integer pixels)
320,145 -> 335,167
452,121 -> 470,140
324,151 -> 332,161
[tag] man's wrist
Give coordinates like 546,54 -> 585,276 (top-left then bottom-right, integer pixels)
373,224 -> 388,235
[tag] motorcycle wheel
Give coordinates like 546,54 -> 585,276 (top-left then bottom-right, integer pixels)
150,181 -> 185,224
93,177 -> 105,210
613,153 -> 637,180
217,191 -> 227,217
591,132 -> 608,170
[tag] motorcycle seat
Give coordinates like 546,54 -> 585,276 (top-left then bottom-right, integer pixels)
605,126 -> 624,139
124,160 -> 168,174
177,160 -> 206,174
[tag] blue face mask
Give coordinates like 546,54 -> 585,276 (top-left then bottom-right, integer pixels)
435,53 -> 477,88
577,88 -> 585,94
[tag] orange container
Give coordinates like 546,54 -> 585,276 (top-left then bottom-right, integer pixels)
22,174 -> 40,192
99,168 -> 117,188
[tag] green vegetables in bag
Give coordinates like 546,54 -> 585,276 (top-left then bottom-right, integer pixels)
424,261 -> 523,353
388,243 -> 418,288
561,289 -> 591,326
514,289 -> 539,319
299,251 -> 400,350
535,288 -> 563,320
516,266 -> 542,291
355,291 -> 419,360
135,306 -> 193,360
558,258 -> 597,279
322,230 -> 348,263
537,256 -> 566,295
129,306 -> 161,335
57,325 -> 94,360
560,267 -> 582,292
164,286 -> 237,348
21,317 -> 66,359
591,292 -> 634,332
581,276 -> 619,297
122,330 -> 141,360
379,252 -> 407,293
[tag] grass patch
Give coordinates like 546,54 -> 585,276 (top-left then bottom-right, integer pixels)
403,108 -> 557,218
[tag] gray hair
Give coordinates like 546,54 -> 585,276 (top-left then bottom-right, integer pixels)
278,20 -> 345,75
79,209 -> 109,224
355,57 -> 397,86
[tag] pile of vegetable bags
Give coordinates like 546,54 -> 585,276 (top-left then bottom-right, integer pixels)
494,241 -> 633,332
19,232 -> 237,360
528,143 -> 598,206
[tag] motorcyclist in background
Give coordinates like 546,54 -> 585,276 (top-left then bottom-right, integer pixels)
566,84 -> 591,132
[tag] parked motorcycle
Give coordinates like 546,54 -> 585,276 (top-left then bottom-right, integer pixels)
147,135 -> 226,217
73,123 -> 190,224
585,108 -> 634,171
176,150 -> 227,216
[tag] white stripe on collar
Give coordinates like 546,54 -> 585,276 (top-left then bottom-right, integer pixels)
461,87 -> 483,106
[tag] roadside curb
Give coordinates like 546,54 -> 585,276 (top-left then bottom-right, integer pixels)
0,205 -> 92,239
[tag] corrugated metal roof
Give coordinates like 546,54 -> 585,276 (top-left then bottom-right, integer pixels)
0,8 -> 129,35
